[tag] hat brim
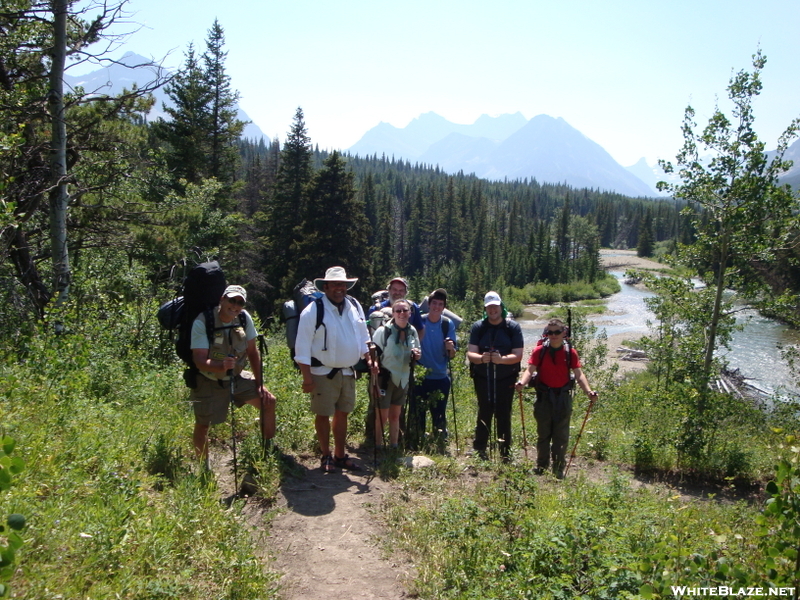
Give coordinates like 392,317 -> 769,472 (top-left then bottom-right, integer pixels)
314,278 -> 357,292
484,301 -> 502,307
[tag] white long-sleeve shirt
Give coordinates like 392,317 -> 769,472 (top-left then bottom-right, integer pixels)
294,295 -> 370,376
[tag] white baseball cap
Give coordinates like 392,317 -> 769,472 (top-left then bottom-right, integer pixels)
483,291 -> 502,307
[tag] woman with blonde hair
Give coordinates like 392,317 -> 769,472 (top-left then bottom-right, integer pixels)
372,298 -> 421,448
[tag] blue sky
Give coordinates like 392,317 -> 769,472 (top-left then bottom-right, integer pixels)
78,0 -> 800,167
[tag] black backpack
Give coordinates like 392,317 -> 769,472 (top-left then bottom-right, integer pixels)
158,261 -> 245,380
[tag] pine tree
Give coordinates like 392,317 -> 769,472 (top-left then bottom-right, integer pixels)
154,44 -> 213,186
202,19 -> 245,189
290,151 -> 372,295
266,107 -> 313,298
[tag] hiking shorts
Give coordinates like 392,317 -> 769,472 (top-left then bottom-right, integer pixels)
190,371 -> 259,426
310,371 -> 356,416
377,378 -> 408,410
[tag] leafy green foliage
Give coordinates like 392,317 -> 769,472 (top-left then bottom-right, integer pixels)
0,434 -> 25,598
0,293 -> 280,598
658,50 -> 800,383
757,440 -> 800,591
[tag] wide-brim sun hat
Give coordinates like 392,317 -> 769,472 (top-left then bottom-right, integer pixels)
314,266 -> 358,291
483,291 -> 502,306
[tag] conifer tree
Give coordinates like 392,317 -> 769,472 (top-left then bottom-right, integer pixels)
203,19 -> 245,189
154,44 -> 213,186
266,107 -> 313,298
290,151 -> 372,295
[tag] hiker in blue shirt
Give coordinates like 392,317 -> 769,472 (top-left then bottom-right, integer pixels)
409,289 -> 457,449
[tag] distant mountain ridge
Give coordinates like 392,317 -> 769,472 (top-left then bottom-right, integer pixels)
349,112 -> 657,197
64,52 -> 267,141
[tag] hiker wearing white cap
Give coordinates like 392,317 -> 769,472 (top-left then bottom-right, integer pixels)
190,285 -> 276,460
294,266 -> 377,473
466,291 -> 524,462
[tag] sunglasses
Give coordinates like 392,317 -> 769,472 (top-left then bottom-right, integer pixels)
393,308 -> 410,314
227,297 -> 246,307
546,329 -> 563,335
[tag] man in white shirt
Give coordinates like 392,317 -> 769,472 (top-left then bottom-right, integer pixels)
294,267 -> 376,473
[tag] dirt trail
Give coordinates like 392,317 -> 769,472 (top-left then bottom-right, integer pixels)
267,451 -> 413,599
213,253 -> 678,598
210,446 -> 414,600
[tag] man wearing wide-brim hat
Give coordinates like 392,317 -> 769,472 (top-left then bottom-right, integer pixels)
294,266 -> 377,473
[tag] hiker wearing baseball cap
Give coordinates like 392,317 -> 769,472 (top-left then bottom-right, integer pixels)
367,276 -> 425,340
294,267 -> 377,473
190,284 -> 276,460
466,291 -> 524,462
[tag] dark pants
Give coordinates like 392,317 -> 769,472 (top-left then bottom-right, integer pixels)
533,385 -> 574,471
472,374 -> 515,457
409,376 -> 451,448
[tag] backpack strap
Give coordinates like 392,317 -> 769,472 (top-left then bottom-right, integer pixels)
310,295 -> 364,377
537,339 -> 572,370
441,316 -> 451,340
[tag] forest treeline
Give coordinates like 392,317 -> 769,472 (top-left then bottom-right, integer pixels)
0,6 -> 691,326
2,5 -> 799,331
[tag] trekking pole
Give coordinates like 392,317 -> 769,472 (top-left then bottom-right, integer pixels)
565,392 -> 597,477
491,353 -> 498,460
404,356 -> 416,451
369,343 -> 383,467
228,363 -> 239,496
518,387 -> 529,459
447,357 -> 459,455
258,334 -> 268,457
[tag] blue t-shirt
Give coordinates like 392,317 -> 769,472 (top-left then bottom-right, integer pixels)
418,315 -> 457,380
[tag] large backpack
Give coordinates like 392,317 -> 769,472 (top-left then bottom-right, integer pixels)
158,261 -> 245,376
283,279 -> 324,360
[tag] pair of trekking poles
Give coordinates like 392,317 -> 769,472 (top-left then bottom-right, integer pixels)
370,340 -> 461,463
515,375 -> 596,476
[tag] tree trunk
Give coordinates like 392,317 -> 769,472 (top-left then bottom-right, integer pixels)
48,0 -> 70,308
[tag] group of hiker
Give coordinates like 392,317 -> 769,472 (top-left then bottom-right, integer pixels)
185,265 -> 598,479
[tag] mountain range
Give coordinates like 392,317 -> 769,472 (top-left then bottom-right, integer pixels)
65,52 -> 799,197
348,112 -> 660,197
63,52 -> 267,141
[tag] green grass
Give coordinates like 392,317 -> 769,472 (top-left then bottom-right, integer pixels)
2,294 -> 798,599
0,307 -> 281,599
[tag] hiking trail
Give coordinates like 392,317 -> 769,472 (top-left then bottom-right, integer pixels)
211,447 -> 415,599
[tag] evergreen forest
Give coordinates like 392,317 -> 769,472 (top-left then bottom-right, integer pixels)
2,4 -> 800,599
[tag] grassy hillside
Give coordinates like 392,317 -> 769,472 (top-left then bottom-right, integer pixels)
1,295 -> 798,598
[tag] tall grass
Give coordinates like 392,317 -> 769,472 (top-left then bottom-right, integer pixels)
0,302 -> 280,599
2,285 -> 797,599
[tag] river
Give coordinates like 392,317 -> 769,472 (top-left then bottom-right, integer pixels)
516,268 -> 800,396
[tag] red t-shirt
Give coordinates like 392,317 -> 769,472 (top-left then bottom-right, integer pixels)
528,344 -> 581,388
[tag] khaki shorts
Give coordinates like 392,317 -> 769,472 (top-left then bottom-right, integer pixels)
190,371 -> 259,426
310,371 -> 356,416
377,378 -> 407,410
